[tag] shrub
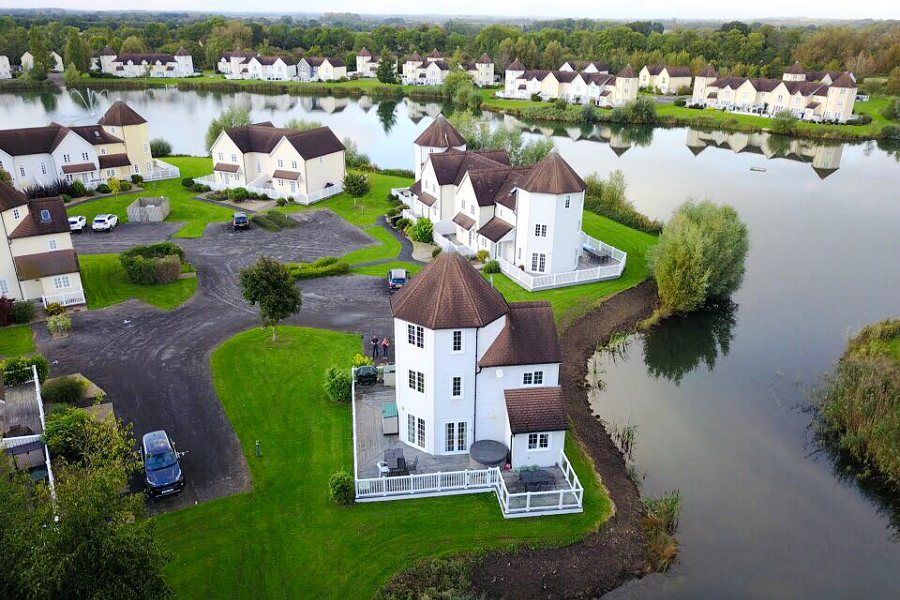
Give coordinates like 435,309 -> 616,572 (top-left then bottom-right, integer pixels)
227,187 -> 250,201
880,99 -> 899,121
71,179 -> 87,197
584,171 -> 663,234
265,210 -> 299,229
408,217 -> 434,244
483,260 -> 500,274
431,247 -> 442,258
44,407 -> 93,462
119,181 -> 133,192
770,110 -> 798,134
44,302 -> 65,316
149,138 -> 172,157
674,98 -> 686,107
395,217 -> 411,230
649,200 -> 749,316
288,257 -> 350,280
44,405 -> 132,467
96,183 -> 111,194
2,354 -> 50,384
130,174 -> 143,185
882,124 -> 900,141
475,249 -> 489,263
329,469 -> 354,505
41,375 -> 86,404
643,491 -> 682,572
344,172 -> 370,197
47,314 -> 72,338
11,300 -> 34,324
530,92 -> 542,102
385,207 -> 400,218
609,107 -> 627,123
250,214 -> 280,231
153,255 -> 182,284
352,354 -> 375,368
581,102 -> 597,124
625,97 -> 657,124
276,197 -> 287,206
121,242 -> 184,261
120,243 -> 185,285
323,366 -> 352,403
554,97 -> 569,111
181,177 -> 195,188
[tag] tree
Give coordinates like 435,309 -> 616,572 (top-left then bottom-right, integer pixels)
64,30 -> 90,73
284,118 -> 323,132
107,177 -> 122,196
63,62 -> 81,87
27,27 -> 52,80
649,200 -> 749,315
205,104 -> 251,152
120,35 -> 147,54
150,138 -> 172,157
343,171 -> 370,197
375,50 -> 397,84
542,40 -> 564,69
771,110 -> 798,134
239,256 -> 302,340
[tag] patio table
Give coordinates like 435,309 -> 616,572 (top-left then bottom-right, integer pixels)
519,469 -> 552,492
384,448 -> 407,475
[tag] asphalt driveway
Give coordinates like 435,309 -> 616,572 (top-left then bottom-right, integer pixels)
37,210 -> 396,511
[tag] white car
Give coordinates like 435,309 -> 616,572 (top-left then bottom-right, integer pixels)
91,214 -> 119,232
68,215 -> 87,233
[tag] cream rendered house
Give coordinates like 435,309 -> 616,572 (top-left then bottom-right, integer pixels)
502,61 -> 637,106
242,56 -> 297,81
217,52 -> 254,76
21,51 -> 63,73
0,101 -> 178,193
297,57 -> 347,82
205,122 -> 345,204
402,50 -> 451,85
0,56 -> 10,79
638,65 -> 693,94
459,54 -> 495,86
0,182 -> 85,306
355,47 -> 379,77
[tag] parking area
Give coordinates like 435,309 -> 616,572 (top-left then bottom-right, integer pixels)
39,210 -> 396,511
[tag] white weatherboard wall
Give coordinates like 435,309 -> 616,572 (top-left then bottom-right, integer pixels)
515,190 -> 584,274
510,430 -> 566,468
431,326 -> 478,454
475,363 -> 561,445
394,318 -> 438,455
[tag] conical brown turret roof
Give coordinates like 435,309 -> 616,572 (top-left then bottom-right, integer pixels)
520,151 -> 586,194
98,101 -> 147,127
413,114 -> 466,148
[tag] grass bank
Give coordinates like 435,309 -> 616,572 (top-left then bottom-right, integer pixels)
817,318 -> 900,489
154,326 -> 612,598
66,156 -> 234,238
79,253 -> 198,310
0,324 -> 36,358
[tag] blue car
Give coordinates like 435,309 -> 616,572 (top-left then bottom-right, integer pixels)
141,430 -> 185,498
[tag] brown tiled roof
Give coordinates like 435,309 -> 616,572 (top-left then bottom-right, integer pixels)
118,53 -> 177,64
452,212 -> 475,230
214,163 -> 240,173
98,153 -> 131,168
0,124 -> 70,156
583,72 -> 616,86
507,59 -> 525,71
477,217 -> 514,242
428,49 -> 442,58
476,53 -> 492,64
224,124 -> 344,159
787,61 -> 806,74
430,61 -> 450,71
409,179 -> 421,196
98,101 -> 147,127
504,387 -> 568,434
272,169 -> 300,180
390,252 -> 508,330
664,66 -> 693,77
480,301 -> 562,368
520,152 -> 585,195
418,190 -> 437,207
428,149 -> 510,186
175,48 -> 191,56
554,70 -> 579,83
0,181 -> 29,211
698,65 -> 718,78
61,162 -> 97,174
584,61 -> 610,72
414,115 -> 466,148
357,47 -> 372,57
645,64 -> 664,75
831,73 -> 857,88
99,46 -> 116,56
69,125 -> 123,146
784,81 -> 829,96
255,56 -> 288,66
14,249 -> 80,280
617,65 -> 637,78
9,197 -> 70,239
466,168 -> 512,207
407,51 -> 423,62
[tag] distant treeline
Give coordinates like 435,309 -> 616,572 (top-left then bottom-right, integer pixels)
0,14 -> 898,80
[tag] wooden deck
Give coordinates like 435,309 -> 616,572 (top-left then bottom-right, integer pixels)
353,382 -> 471,479
0,383 -> 43,437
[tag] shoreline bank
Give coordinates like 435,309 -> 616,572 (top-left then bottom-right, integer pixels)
470,280 -> 659,598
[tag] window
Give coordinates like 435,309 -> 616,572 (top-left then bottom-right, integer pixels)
527,433 -> 550,450
523,371 -> 544,386
40,209 -> 51,222
417,418 -> 426,448
218,152 -> 224,161
231,154 -> 237,163
0,279 -> 8,295
530,253 -> 546,272
452,330 -> 462,352
53,275 -> 71,290
451,376 -> 462,398
445,422 -> 467,452
407,370 -> 424,393
12,209 -> 19,219
40,163 -> 47,175
408,415 -> 416,444
534,224 -> 547,237
290,181 -> 296,192
63,154 -> 70,163
517,247 -> 522,260
100,148 -> 107,155
564,195 -> 571,208
407,324 -> 423,348
107,169 -> 115,177
291,160 -> 298,169
133,164 -> 140,174
48,239 -> 58,250
81,152 -> 89,161
277,159 -> 284,168
143,143 -> 149,152
256,162 -> 261,173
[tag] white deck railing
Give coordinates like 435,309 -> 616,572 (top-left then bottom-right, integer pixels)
356,468 -> 500,499
42,289 -> 86,308
195,175 -> 343,206
498,232 -> 627,291
143,159 -> 181,182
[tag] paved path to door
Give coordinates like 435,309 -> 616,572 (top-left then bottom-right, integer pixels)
37,210 -> 397,511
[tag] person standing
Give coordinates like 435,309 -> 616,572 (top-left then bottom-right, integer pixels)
381,337 -> 390,362
371,335 -> 379,360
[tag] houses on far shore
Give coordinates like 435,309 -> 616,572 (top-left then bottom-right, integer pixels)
0,55 -> 10,79
638,65 -> 693,94
21,51 -> 63,74
97,46 -> 194,78
500,59 -> 639,107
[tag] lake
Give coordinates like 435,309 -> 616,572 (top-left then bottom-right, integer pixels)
2,89 -> 899,597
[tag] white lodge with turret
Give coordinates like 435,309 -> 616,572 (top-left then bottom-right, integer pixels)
396,115 -> 627,291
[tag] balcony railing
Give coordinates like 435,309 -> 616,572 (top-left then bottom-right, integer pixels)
143,159 -> 181,182
42,289 -> 86,308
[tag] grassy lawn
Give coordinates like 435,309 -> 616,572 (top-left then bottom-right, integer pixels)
0,324 -> 35,358
488,213 -> 657,328
79,254 -> 198,311
154,326 -> 611,599
66,156 -> 234,238
278,171 -> 410,227
351,260 -> 423,277
342,225 -> 402,265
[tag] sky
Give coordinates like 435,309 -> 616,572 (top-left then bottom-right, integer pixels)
1,1 -> 898,20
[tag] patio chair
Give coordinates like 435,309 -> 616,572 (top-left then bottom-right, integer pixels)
377,461 -> 390,477
407,456 -> 419,473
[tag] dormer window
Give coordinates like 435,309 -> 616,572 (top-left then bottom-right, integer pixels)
40,209 -> 51,222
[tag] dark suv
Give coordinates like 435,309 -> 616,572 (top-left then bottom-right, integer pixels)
232,212 -> 250,230
141,430 -> 185,499
387,268 -> 409,293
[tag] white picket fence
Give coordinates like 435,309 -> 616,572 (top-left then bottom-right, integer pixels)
42,289 -> 86,308
355,468 -> 500,500
195,174 -> 343,206
498,232 -> 627,292
143,159 -> 181,182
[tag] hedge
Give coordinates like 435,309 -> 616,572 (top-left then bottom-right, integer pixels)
288,257 -> 351,280
120,242 -> 186,285
2,354 -> 50,385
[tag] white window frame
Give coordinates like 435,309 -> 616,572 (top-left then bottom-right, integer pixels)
408,370 -> 425,394
408,414 -> 416,444
444,421 -> 467,453
48,239 -> 58,251
53,275 -> 71,290
523,371 -> 544,386
407,324 -> 424,348
564,195 -> 571,208
527,432 -> 550,450
416,418 -> 426,448
451,330 -> 463,353
0,278 -> 9,295
450,376 -> 462,398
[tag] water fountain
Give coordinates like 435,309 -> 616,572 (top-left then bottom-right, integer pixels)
68,87 -> 110,115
